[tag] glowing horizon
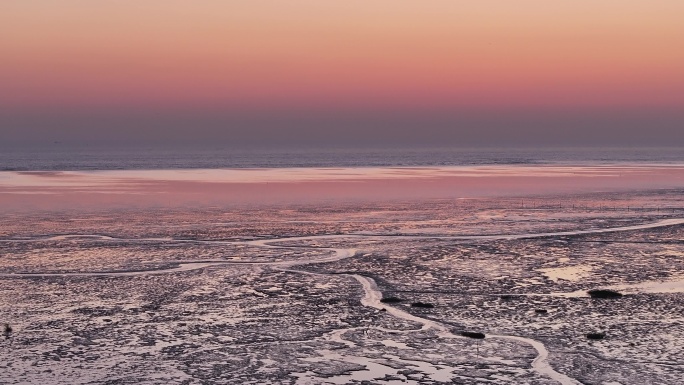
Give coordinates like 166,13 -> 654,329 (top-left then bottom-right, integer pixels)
1,1 -> 683,146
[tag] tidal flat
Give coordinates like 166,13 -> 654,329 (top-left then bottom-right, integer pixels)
1,191 -> 684,384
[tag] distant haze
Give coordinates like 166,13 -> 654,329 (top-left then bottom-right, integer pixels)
1,1 -> 683,148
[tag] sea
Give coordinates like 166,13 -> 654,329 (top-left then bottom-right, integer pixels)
0,145 -> 682,171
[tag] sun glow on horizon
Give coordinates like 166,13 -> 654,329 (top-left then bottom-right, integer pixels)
2,1 -> 683,111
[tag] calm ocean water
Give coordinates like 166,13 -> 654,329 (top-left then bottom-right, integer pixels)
0,146 -> 682,171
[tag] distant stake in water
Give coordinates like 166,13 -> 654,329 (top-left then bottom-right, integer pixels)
460,331 -> 486,357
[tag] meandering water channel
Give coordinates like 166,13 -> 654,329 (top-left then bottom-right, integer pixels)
3,218 -> 684,383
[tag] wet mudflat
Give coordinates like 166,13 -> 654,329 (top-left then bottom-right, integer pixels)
1,190 -> 683,384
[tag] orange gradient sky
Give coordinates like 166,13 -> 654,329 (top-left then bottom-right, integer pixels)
1,1 -> 683,146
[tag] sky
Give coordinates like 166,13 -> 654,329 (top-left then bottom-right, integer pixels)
1,1 -> 683,148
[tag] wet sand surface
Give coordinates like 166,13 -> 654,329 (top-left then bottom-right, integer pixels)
2,186 -> 684,384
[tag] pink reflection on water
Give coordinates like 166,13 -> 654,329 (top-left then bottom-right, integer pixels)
1,165 -> 684,211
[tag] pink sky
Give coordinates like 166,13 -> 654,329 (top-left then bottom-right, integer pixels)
1,1 -> 683,147
2,1 -> 683,111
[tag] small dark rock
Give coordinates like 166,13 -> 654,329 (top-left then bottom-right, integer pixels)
461,331 -> 486,339
586,332 -> 606,340
380,297 -> 403,304
535,309 -> 548,314
588,289 -> 623,299
411,302 -> 434,308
